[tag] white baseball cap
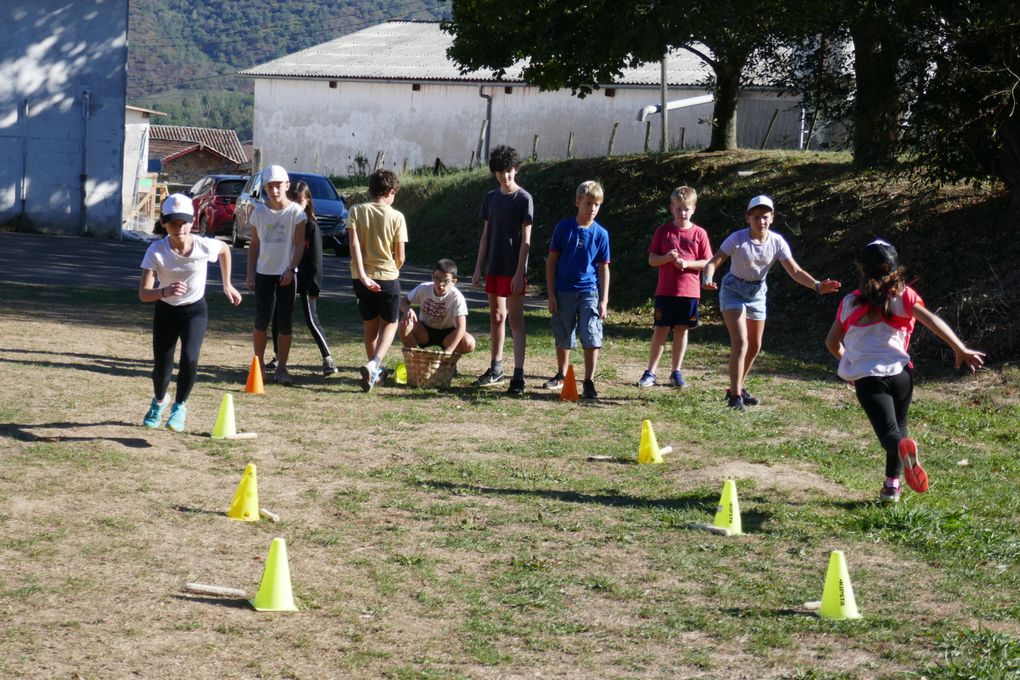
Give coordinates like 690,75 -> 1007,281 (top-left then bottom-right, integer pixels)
262,165 -> 289,184
161,193 -> 194,222
746,195 -> 775,212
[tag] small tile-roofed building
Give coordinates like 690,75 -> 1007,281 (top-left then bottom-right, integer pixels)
240,21 -> 808,176
148,125 -> 247,184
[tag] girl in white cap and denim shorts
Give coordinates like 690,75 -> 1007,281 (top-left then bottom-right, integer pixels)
703,195 -> 842,410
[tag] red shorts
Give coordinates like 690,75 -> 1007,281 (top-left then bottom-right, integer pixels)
485,275 -> 525,297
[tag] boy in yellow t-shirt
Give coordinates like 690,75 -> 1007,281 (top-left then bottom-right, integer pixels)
346,169 -> 408,392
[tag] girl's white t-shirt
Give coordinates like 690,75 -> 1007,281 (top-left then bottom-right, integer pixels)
835,287 -> 922,381
251,202 -> 306,276
719,228 -> 792,281
140,236 -> 222,306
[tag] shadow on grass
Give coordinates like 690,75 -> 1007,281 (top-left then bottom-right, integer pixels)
171,594 -> 253,610
721,606 -> 818,619
422,480 -> 775,527
172,505 -> 227,517
0,421 -> 152,448
0,347 -> 250,385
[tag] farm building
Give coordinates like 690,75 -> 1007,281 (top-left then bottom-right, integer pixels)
240,21 -> 811,177
147,125 -> 248,185
1,0 -> 129,236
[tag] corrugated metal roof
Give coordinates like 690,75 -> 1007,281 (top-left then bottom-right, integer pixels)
149,125 -> 247,164
240,20 -> 714,87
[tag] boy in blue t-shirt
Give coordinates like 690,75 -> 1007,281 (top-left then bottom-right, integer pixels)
543,181 -> 611,400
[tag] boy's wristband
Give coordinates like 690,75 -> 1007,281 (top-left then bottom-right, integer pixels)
814,280 -> 821,294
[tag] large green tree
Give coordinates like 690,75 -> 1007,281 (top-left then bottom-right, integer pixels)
443,0 -> 790,151
905,1 -> 1020,203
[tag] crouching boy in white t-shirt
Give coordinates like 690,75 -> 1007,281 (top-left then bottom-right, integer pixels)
399,259 -> 476,355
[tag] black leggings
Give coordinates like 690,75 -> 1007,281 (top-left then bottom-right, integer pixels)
272,292 -> 333,359
152,299 -> 208,404
854,369 -> 913,478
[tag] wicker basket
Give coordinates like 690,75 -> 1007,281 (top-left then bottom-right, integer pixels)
402,348 -> 461,388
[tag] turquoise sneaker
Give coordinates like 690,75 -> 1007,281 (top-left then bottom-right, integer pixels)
166,402 -> 187,432
143,397 -> 168,429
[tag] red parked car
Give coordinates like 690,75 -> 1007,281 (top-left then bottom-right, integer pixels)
186,174 -> 249,238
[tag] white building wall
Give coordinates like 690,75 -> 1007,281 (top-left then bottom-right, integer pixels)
0,0 -> 128,236
253,78 -> 804,177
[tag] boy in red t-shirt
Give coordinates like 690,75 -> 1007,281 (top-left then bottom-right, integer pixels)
637,186 -> 713,388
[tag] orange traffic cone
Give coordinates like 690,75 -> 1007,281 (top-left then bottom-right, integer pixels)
245,356 -> 265,395
560,365 -> 579,402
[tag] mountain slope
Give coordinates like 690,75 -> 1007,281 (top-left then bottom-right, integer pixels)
128,0 -> 449,138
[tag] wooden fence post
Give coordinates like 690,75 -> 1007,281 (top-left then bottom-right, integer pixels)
567,131 -> 575,159
532,134 -> 539,161
475,120 -> 489,166
804,111 -> 818,150
607,122 -> 620,156
760,109 -> 780,150
373,150 -> 385,171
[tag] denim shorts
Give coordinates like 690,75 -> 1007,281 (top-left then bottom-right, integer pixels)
719,272 -> 768,320
551,289 -> 603,349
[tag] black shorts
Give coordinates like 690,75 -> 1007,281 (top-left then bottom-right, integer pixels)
353,278 -> 401,323
254,273 -> 296,333
420,324 -> 455,349
653,296 -> 700,328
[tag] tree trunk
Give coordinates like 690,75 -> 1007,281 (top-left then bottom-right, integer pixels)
997,111 -> 1020,217
849,13 -> 902,167
708,63 -> 741,151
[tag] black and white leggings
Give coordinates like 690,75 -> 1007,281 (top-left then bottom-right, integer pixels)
152,299 -> 208,404
272,292 -> 333,360
854,369 -> 913,478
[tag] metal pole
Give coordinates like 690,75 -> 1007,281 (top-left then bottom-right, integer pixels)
660,56 -> 668,152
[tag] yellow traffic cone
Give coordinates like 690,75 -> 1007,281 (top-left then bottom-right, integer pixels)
560,365 -> 579,402
819,550 -> 861,619
227,463 -> 259,522
711,479 -> 743,535
637,419 -> 664,464
211,394 -> 237,439
250,537 -> 298,612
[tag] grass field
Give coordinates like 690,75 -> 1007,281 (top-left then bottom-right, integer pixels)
0,282 -> 1017,679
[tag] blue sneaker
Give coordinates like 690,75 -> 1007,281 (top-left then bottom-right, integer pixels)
669,370 -> 688,388
637,370 -> 656,388
143,397 -> 168,428
166,402 -> 187,432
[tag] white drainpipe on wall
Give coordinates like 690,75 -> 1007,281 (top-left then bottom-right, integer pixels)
636,94 -> 715,122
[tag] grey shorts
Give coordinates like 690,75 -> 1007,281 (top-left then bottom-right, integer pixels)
551,289 -> 603,349
719,272 -> 768,320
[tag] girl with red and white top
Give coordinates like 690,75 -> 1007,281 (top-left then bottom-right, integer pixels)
825,240 -> 985,503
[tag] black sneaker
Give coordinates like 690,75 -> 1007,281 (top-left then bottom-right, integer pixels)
725,388 -> 759,406
475,367 -> 505,386
322,356 -> 339,376
727,393 -> 745,411
543,373 -> 565,390
507,377 -> 525,396
581,379 -> 598,400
